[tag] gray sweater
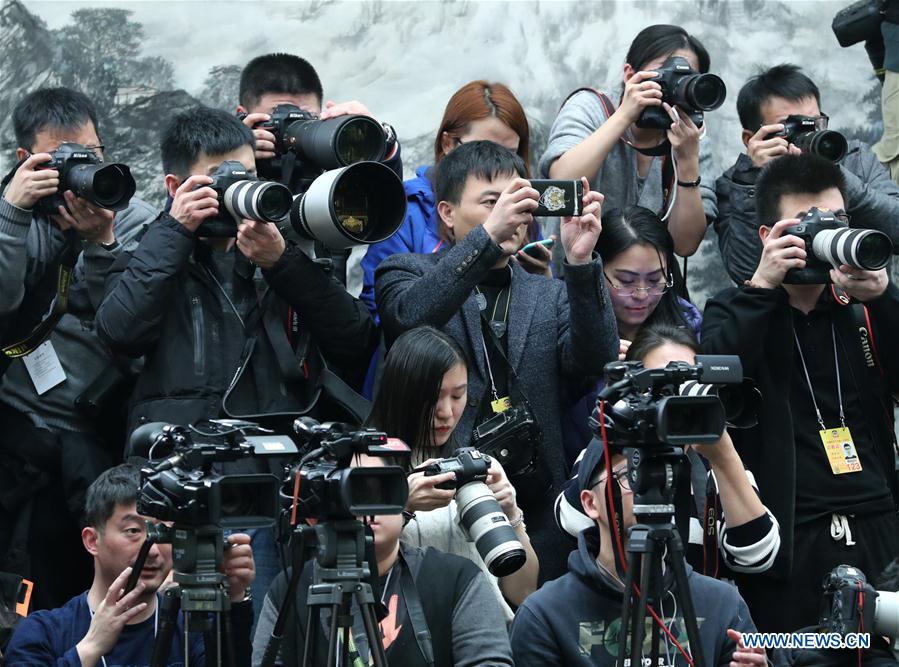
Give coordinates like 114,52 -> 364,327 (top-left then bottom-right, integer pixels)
539,89 -> 717,220
0,196 -> 156,432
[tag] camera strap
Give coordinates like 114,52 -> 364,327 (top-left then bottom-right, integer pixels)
398,550 -> 435,667
477,303 -> 536,418
2,229 -> 81,359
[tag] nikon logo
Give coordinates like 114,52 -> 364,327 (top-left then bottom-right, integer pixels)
858,326 -> 875,368
71,152 -> 90,159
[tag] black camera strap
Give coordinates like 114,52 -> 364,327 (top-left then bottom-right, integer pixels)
398,550 -> 435,667
476,300 -> 536,417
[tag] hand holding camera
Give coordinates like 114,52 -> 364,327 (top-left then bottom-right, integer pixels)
830,264 -> 888,301
619,71 -> 664,124
237,219 -> 285,269
664,103 -> 702,166
482,177 -> 539,254
406,460 -> 457,512
485,459 -> 518,520
53,189 -> 115,244
750,218 -> 807,289
747,123 -> 802,168
560,178 -> 604,265
241,112 -> 278,160
319,99 -> 377,121
169,175 -> 219,233
223,533 -> 255,603
3,152 -> 58,210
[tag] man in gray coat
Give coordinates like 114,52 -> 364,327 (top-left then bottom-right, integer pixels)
375,141 -> 619,581
714,64 -> 899,283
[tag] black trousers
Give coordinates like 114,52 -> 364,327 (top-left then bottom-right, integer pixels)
0,403 -> 115,611
737,511 -> 899,633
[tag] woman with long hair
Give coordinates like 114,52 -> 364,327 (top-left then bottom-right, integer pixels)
367,326 -> 539,619
541,24 -> 716,258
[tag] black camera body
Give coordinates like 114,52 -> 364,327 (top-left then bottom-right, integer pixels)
782,207 -> 892,284
33,143 -> 136,217
820,564 -> 880,636
770,115 -> 848,163
472,405 -> 543,476
636,56 -> 726,130
423,448 -> 490,490
596,356 -> 743,450
197,160 -> 293,238
832,0 -> 885,46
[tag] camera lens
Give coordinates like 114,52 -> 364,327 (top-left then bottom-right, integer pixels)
335,117 -> 386,165
456,481 -> 526,577
288,114 -> 386,170
792,130 -> 848,163
684,73 -> 727,111
223,179 -> 293,223
812,227 -> 892,271
67,163 -> 136,211
655,395 -> 725,445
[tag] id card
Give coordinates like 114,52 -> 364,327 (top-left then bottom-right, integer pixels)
820,426 -> 863,474
22,340 -> 66,395
491,396 -> 512,414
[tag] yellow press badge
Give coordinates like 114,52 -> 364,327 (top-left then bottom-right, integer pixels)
491,396 -> 512,413
820,427 -> 863,474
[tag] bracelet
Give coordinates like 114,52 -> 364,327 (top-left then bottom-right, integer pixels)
677,176 -> 701,188
509,509 -> 525,529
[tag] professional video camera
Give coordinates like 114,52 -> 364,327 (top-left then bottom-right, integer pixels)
247,103 -> 406,249
132,419 -> 297,528
420,448 -> 526,577
33,142 -> 136,217
636,56 -> 727,130
196,160 -> 293,238
782,207 -> 893,284
767,115 -> 848,163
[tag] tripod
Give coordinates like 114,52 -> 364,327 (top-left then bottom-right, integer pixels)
260,520 -> 388,667
131,524 -> 237,667
615,447 -> 705,667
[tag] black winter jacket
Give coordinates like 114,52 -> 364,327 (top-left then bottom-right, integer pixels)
700,283 -> 899,579
714,142 -> 899,283
95,212 -> 377,441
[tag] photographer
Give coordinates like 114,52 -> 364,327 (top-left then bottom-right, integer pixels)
0,87 -> 155,611
702,152 -> 899,632
375,140 -> 618,581
367,326 -> 539,619
94,106 -> 377,618
4,464 -> 256,666
251,453 -> 513,667
540,24 -> 718,258
510,440 -> 764,666
714,64 -> 899,283
557,323 -> 780,580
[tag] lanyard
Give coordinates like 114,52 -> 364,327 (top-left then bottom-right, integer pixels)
474,283 -> 511,404
793,320 -> 846,430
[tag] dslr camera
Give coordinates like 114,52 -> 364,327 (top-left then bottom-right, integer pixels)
782,207 -> 893,284
636,56 -> 727,130
820,564 -> 899,655
832,0 -> 887,47
768,115 -> 848,163
132,419 -> 298,529
248,103 -> 406,249
421,448 -> 526,577
33,143 -> 136,217
196,160 -> 293,238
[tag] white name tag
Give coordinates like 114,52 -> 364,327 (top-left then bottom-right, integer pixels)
22,340 -> 67,395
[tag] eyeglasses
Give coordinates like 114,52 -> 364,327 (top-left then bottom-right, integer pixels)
598,466 -> 631,491
604,273 -> 673,297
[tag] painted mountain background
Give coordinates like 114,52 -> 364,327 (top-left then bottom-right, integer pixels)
0,0 -> 885,305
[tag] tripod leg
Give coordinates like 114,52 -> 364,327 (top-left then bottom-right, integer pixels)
360,600 -> 388,667
303,604 -> 321,667
325,602 -> 341,667
669,554 -> 706,667
220,608 -> 237,667
341,625 -> 351,666
617,550 -> 640,667
151,587 -> 181,667
630,548 -> 655,667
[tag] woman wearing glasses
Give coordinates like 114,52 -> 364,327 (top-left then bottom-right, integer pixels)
561,206 -> 701,463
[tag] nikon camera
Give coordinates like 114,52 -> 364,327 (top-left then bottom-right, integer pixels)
636,56 -> 727,130
782,207 -> 893,284
421,448 -> 526,577
768,115 -> 848,163
34,143 -> 136,217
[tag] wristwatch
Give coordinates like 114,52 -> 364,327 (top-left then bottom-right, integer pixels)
676,176 -> 701,188
99,239 -> 119,251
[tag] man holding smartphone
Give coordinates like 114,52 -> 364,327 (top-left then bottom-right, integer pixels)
375,140 -> 619,582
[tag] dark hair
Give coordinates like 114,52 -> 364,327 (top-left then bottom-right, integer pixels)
625,24 -> 710,73
13,87 -> 99,150
239,53 -> 323,110
84,464 -> 141,531
435,140 -> 527,205
626,322 -> 700,364
736,64 -> 821,132
160,106 -> 255,177
755,153 -> 846,228
433,80 -> 530,168
367,327 -> 469,461
596,206 -> 688,331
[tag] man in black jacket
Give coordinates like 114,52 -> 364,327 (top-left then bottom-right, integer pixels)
714,64 -> 899,283
94,107 -> 377,616
702,152 -> 899,632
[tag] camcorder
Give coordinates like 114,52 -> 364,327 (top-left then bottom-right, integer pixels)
782,207 -> 893,284
247,103 -> 406,249
283,417 -> 410,521
636,56 -> 727,130
420,448 -> 526,577
131,419 -> 298,529
768,115 -> 848,163
33,142 -> 136,217
820,565 -> 899,652
595,356 -> 745,449
196,160 -> 293,238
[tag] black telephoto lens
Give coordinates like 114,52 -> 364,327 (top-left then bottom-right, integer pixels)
682,73 -> 727,111
793,130 -> 848,162
67,163 -> 136,211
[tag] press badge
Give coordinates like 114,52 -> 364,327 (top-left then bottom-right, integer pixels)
22,340 -> 66,395
820,427 -> 863,474
491,396 -> 512,414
